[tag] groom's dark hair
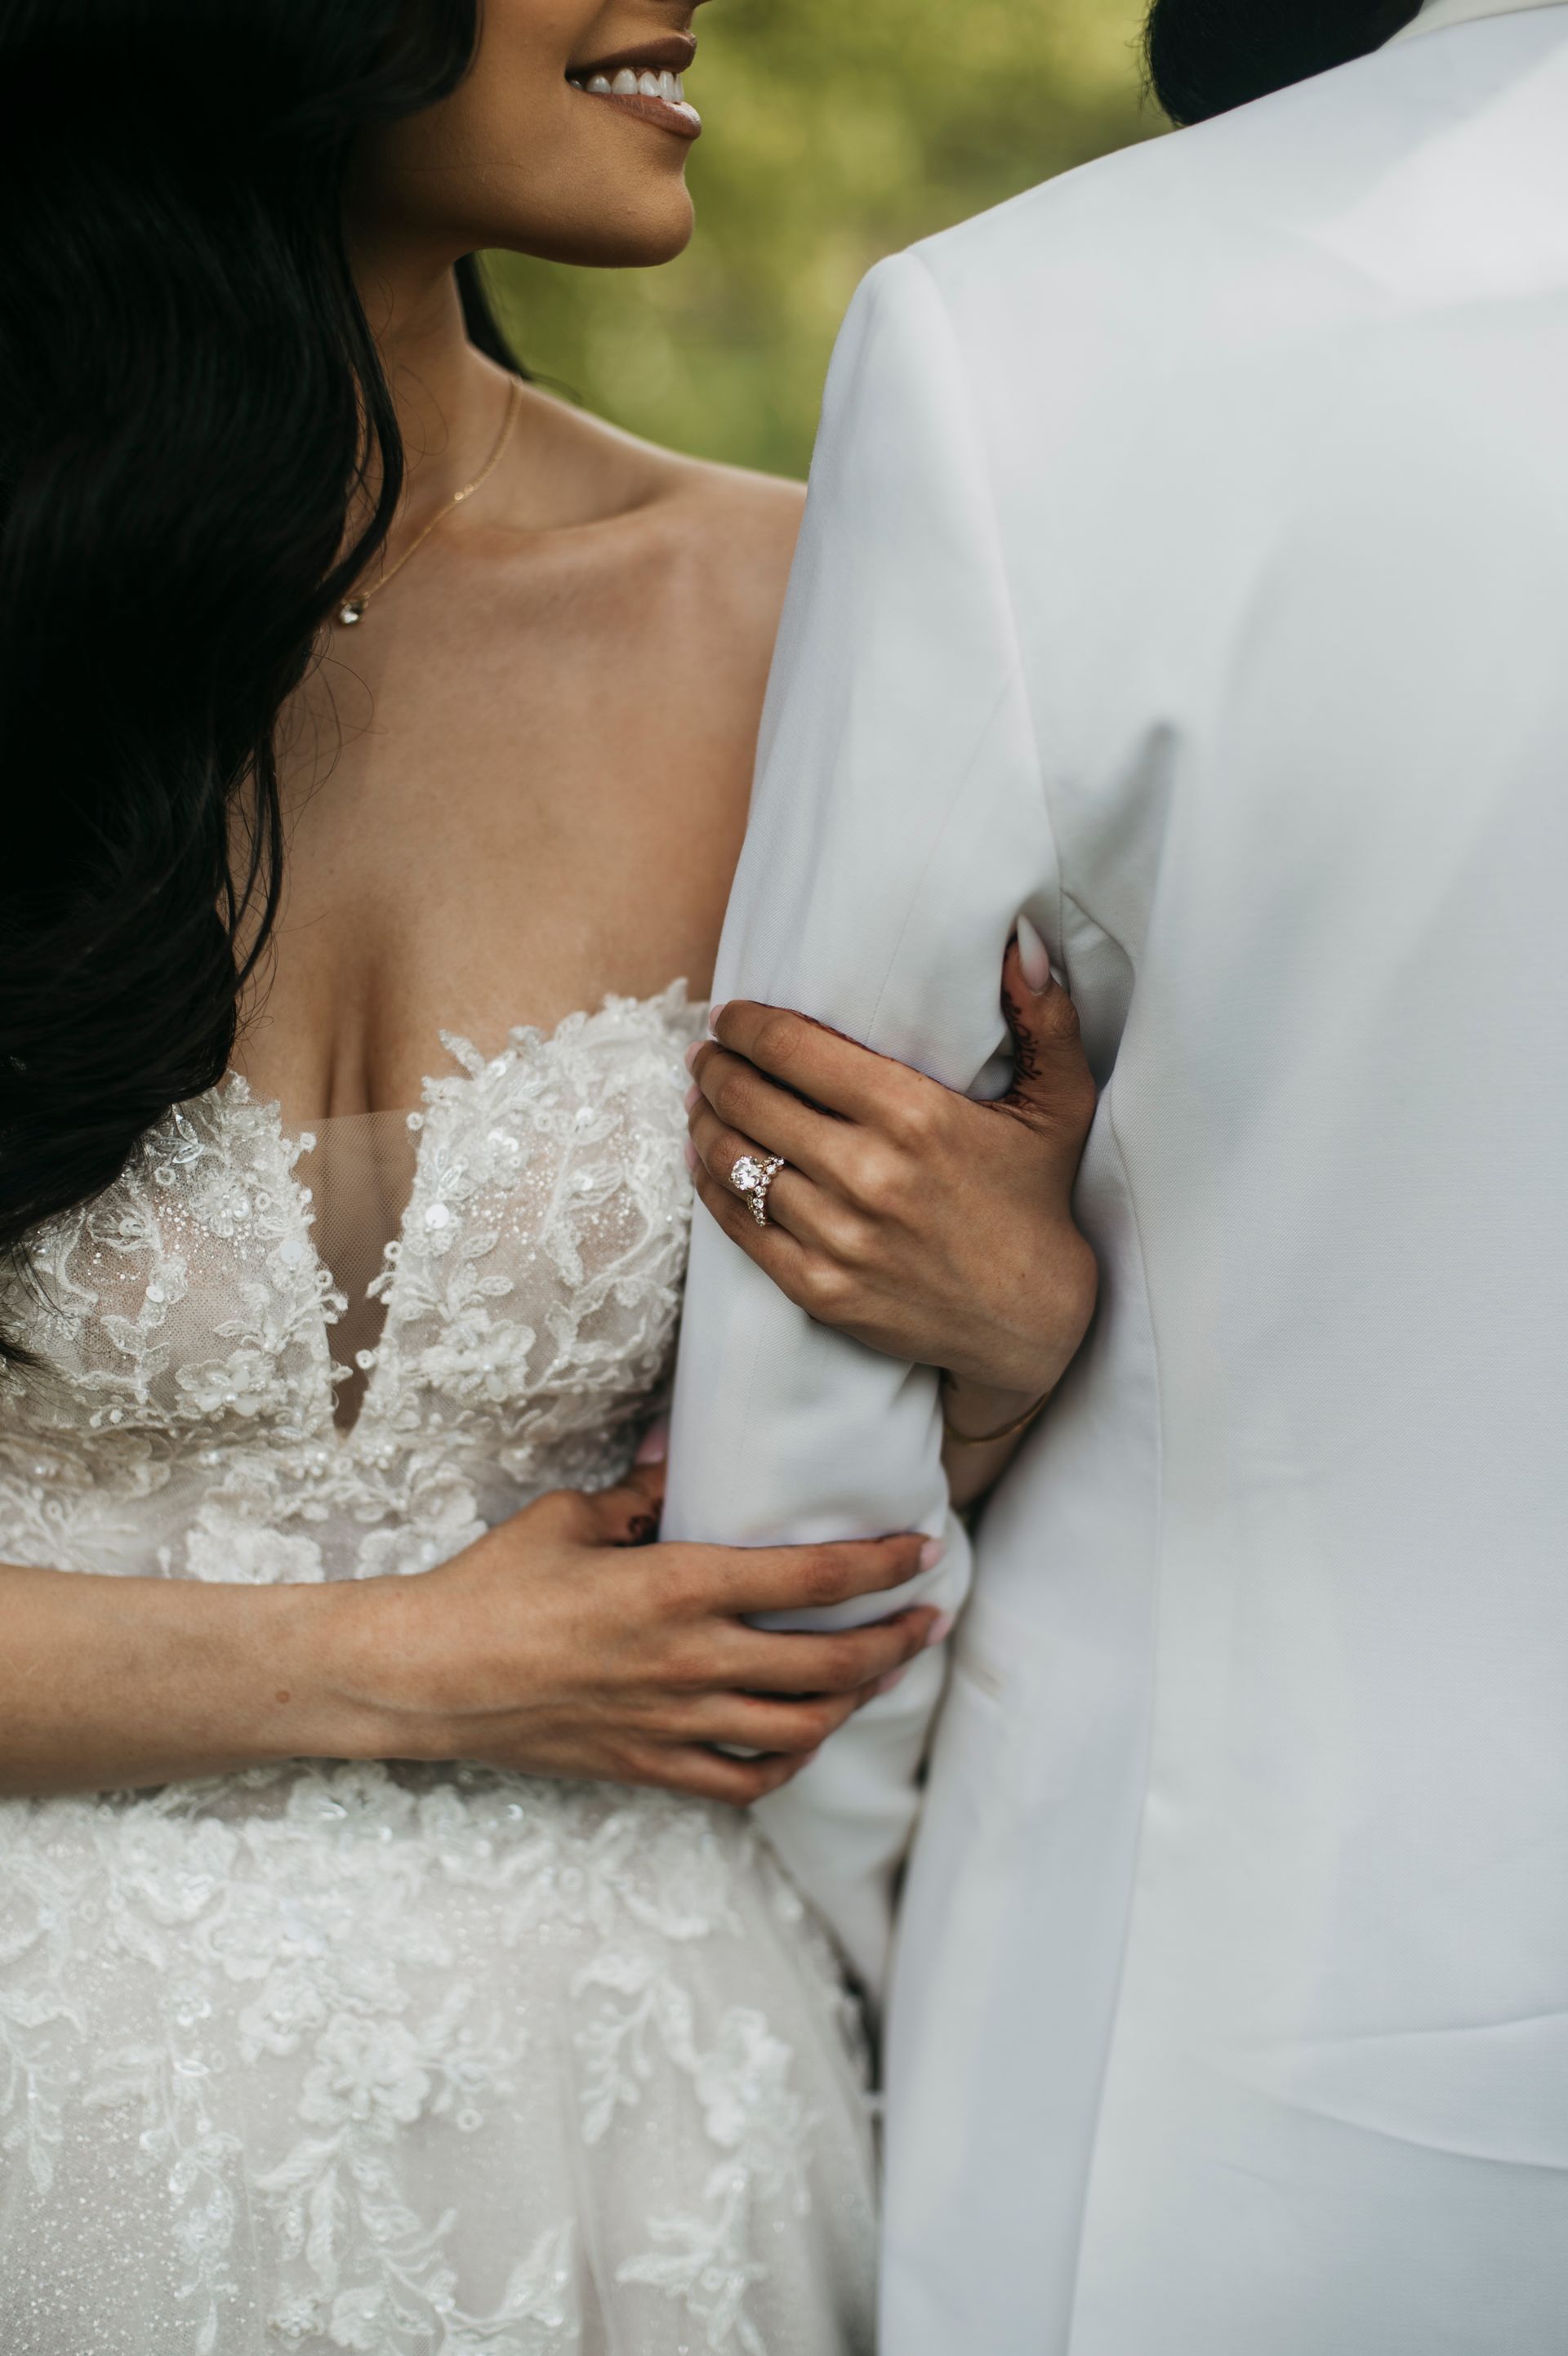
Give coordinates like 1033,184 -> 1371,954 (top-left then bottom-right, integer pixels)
1145,0 -> 1423,123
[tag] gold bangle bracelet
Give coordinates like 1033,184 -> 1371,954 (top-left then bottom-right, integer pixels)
939,1378 -> 1053,1449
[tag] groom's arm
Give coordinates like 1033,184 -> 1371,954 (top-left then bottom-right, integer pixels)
664,249 -> 1059,1999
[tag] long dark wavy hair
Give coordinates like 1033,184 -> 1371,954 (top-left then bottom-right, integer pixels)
0,0 -> 522,1351
1146,0 -> 1423,123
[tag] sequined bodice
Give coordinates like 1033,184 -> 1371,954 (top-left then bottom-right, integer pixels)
0,986 -> 704,1585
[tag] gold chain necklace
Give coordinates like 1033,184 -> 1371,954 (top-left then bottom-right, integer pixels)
335,376 -> 523,629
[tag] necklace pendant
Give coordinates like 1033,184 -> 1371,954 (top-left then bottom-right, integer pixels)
337,602 -> 363,627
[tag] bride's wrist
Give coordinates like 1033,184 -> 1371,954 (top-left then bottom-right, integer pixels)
160,1579 -> 399,1772
308,1574 -> 458,1765
939,1371 -> 1052,1445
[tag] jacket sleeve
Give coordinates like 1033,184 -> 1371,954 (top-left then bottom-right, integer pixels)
662,248 -> 1060,2003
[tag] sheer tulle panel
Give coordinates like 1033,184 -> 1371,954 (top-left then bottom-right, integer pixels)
291,1112 -> 418,1432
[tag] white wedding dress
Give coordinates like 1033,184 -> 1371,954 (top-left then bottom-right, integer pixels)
0,987 -> 876,2356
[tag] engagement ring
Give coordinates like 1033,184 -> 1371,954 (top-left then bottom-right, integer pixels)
729,1152 -> 786,1228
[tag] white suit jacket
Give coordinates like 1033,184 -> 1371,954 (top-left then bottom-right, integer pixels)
666,4 -> 1568,2347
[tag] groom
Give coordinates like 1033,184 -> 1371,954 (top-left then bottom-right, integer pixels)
667,0 -> 1568,2348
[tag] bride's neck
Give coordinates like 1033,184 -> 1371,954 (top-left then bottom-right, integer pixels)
350,236 -> 510,525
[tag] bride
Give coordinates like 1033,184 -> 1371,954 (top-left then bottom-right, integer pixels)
0,2 -> 1097,2349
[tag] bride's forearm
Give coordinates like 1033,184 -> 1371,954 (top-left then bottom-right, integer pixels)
0,1561 -> 380,1798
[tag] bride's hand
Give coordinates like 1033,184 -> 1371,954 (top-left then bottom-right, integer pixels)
332,1462 -> 941,1806
684,924 -> 1099,1414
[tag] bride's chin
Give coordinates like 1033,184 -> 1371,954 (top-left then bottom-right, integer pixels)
506,200 -> 697,272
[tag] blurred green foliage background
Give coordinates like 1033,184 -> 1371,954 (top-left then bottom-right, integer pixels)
484,0 -> 1160,480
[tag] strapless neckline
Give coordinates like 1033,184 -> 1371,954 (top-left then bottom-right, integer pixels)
220,979 -> 698,1138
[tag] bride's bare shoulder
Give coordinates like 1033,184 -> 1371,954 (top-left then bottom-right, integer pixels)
512,385 -> 805,639
653,445 -> 807,661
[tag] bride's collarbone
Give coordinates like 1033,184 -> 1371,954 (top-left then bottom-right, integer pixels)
236,461 -> 782,1127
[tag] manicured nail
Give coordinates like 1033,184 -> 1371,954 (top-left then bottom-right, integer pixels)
1016,915 -> 1053,995
684,1084 -> 702,1113
918,1537 -> 947,1575
684,1142 -> 699,1174
684,1041 -> 702,1074
873,1666 -> 911,1699
635,1419 -> 670,1465
925,1611 -> 956,1648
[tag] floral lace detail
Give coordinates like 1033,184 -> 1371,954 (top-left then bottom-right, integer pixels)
0,991 -> 876,2356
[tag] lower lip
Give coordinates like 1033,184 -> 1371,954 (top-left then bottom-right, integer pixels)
571,86 -> 702,143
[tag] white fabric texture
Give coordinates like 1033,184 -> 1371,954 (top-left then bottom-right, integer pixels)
0,990 -> 877,2356
1392,0 -> 1566,43
666,10 -> 1568,2351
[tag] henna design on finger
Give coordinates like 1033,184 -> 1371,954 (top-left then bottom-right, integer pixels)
1000,978 -> 1047,1111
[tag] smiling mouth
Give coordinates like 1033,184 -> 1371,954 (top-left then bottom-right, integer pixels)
567,39 -> 702,139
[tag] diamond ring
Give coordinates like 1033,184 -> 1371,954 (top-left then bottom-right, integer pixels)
729,1152 -> 786,1229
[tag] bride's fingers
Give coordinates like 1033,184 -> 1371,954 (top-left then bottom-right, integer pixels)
689,1689 -> 865,1755
689,1154 -> 813,1274
577,1463 -> 666,1545
641,1746 -> 808,1807
685,1040 -> 835,1176
708,1000 -> 933,1131
690,1154 -> 884,1333
717,1610 -> 938,1695
686,1102 -> 864,1256
998,929 -> 1097,1140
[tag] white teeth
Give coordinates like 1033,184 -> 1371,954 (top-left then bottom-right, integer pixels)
585,65 -> 695,111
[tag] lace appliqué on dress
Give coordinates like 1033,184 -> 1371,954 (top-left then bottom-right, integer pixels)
0,991 -> 876,2356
